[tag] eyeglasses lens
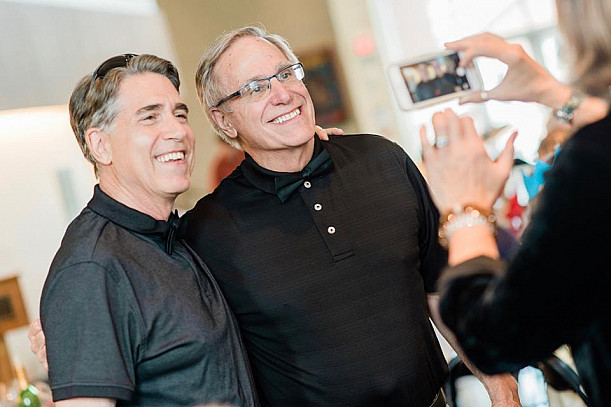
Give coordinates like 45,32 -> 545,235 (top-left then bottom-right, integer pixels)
242,63 -> 305,102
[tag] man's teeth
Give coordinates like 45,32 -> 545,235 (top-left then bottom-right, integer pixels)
156,152 -> 185,163
272,108 -> 300,124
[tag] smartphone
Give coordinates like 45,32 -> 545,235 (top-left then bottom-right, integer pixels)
387,50 -> 482,110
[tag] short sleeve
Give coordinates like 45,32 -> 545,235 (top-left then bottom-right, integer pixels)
40,261 -> 143,402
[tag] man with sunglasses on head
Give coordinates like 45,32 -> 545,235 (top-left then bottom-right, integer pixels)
38,54 -> 258,406
181,26 -> 520,407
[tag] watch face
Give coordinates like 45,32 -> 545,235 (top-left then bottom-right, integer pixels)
554,110 -> 572,123
554,92 -> 585,124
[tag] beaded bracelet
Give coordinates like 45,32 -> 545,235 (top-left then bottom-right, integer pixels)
438,205 -> 497,249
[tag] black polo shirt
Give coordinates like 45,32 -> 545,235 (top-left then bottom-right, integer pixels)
182,134 -> 449,406
41,186 -> 258,406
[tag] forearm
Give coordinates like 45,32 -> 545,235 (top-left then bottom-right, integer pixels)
56,398 -> 116,407
536,81 -> 609,130
428,294 -> 520,406
571,97 -> 609,129
447,224 -> 499,266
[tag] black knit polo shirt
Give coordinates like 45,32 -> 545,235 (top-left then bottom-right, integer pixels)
41,186 -> 258,406
182,134 -> 448,406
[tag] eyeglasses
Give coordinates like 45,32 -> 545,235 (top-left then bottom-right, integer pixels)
90,53 -> 138,88
214,62 -> 305,108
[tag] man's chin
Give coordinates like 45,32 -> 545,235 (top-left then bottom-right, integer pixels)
163,180 -> 191,197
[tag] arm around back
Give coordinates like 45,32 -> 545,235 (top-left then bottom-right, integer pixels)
56,398 -> 116,407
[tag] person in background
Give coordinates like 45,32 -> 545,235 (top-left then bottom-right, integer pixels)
182,25 -> 520,407
419,0 -> 610,405
430,59 -> 457,96
38,54 -> 258,407
415,62 -> 437,101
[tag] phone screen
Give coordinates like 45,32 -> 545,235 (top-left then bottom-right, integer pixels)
398,52 -> 472,103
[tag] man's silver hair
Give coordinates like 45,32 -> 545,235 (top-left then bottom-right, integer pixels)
195,25 -> 299,148
69,55 -> 180,176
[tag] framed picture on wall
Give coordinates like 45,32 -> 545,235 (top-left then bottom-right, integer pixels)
299,49 -> 347,126
0,276 -> 28,335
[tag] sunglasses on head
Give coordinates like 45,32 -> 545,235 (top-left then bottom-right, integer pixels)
89,53 -> 138,88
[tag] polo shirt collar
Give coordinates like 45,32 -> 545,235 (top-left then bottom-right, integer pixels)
240,134 -> 332,199
87,185 -> 181,254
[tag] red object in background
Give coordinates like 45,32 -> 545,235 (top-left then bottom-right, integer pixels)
352,34 -> 376,58
209,143 -> 245,191
505,194 -> 526,235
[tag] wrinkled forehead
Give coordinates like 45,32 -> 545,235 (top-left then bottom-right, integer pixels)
115,72 -> 183,115
215,36 -> 292,91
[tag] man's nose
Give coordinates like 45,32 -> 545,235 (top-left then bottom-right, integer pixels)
268,77 -> 291,104
164,115 -> 188,140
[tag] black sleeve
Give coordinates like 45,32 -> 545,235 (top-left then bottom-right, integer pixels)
404,153 -> 448,292
438,121 -> 611,374
40,261 -> 144,402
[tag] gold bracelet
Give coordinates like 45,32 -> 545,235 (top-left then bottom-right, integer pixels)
438,205 -> 497,249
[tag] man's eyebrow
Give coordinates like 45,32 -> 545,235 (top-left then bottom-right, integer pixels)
135,104 -> 162,115
175,103 -> 189,113
275,61 -> 294,71
242,62 -> 295,84
135,103 -> 189,115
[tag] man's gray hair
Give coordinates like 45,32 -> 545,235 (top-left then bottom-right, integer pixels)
69,54 -> 181,175
195,25 -> 299,148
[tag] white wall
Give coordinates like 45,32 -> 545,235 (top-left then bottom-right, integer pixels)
0,106 -> 96,379
0,0 -> 178,110
365,0 -> 558,161
325,0 -> 400,142
0,0 -> 180,380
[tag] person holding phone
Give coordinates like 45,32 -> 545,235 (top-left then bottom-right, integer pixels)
420,0 -> 610,406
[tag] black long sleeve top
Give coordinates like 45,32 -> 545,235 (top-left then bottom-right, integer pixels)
439,113 -> 611,407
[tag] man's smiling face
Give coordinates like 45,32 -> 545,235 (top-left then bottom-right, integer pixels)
104,72 -> 195,203
211,36 -> 317,163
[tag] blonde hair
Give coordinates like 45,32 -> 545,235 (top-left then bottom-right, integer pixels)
195,25 -> 299,148
69,55 -> 180,175
556,0 -> 611,100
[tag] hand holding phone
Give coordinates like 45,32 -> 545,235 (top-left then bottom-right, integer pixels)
388,50 -> 483,110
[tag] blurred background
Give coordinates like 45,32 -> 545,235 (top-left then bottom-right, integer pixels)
0,0 -> 572,405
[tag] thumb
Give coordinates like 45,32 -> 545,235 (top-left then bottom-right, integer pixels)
314,125 -> 329,141
459,83 -> 508,104
419,125 -> 433,161
459,89 -> 485,104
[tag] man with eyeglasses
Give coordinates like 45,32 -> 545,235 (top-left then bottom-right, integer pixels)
182,26 -> 519,407
38,54 -> 258,406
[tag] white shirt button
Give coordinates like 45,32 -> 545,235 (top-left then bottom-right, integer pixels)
314,203 -> 322,211
304,181 -> 312,188
327,226 -> 336,234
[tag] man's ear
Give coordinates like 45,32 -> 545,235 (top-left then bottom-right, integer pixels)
86,128 -> 112,165
209,108 -> 238,140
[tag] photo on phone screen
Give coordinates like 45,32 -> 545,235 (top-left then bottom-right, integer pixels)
399,53 -> 471,103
